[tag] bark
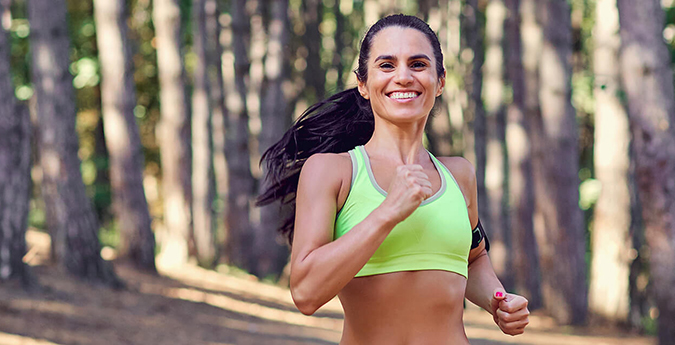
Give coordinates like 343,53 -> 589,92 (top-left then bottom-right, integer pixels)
191,0 -> 217,268
0,16 -> 36,288
483,0 -> 512,289
302,0 -> 324,103
589,0 -> 631,322
332,0 -> 345,91
93,0 -> 156,272
255,0 -> 291,278
428,0 -> 463,157
205,0 -> 228,252
505,0 -> 541,309
28,0 -> 121,286
421,0 -> 454,157
535,0 -> 587,325
617,0 -> 675,342
461,0 -> 490,233
224,0 -> 256,270
152,0 -> 192,268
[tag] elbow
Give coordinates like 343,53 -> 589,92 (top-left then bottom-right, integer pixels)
291,284 -> 320,316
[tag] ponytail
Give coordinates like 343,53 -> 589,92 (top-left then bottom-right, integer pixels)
257,87 -> 374,243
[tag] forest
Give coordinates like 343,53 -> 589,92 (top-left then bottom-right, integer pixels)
0,0 -> 674,344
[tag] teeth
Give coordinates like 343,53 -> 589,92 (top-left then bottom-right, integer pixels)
389,92 -> 418,99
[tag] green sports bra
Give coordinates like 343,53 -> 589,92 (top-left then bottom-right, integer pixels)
334,146 -> 473,278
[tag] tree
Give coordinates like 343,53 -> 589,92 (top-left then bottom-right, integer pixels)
223,0 -> 256,270
535,0 -> 587,324
461,0 -> 491,244
422,0 -> 456,157
302,0 -> 325,103
152,0 -> 192,268
617,0 -> 675,342
483,0 -> 512,288
93,0 -> 156,272
255,0 -> 291,278
206,0 -> 229,244
504,0 -> 541,310
191,0 -> 217,268
588,0 -> 631,323
28,0 -> 120,286
0,7 -> 34,287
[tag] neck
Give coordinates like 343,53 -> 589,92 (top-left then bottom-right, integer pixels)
365,118 -> 428,165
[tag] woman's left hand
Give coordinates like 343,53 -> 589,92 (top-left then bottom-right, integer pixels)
489,289 -> 530,336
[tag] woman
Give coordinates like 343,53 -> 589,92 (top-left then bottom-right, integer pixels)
258,14 -> 529,344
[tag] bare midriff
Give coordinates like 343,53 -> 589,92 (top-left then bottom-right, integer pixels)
337,270 -> 469,345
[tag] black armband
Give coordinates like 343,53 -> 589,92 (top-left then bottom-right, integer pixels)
471,220 -> 490,252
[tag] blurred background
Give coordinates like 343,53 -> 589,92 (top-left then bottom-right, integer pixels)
1,0 -> 674,344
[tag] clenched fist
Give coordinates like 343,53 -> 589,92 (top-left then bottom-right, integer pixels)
377,164 -> 433,225
490,289 -> 530,336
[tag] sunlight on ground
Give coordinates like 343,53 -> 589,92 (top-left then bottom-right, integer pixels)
14,230 -> 655,345
0,332 -> 61,345
139,282 -> 343,332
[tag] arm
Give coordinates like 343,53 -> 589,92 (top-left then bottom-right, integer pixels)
440,157 -> 529,335
290,153 -> 432,315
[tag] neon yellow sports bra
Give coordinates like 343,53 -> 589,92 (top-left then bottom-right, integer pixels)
334,146 -> 472,278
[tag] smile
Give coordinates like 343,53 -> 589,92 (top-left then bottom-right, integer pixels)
388,91 -> 420,100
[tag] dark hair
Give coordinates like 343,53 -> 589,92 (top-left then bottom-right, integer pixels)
257,14 -> 445,243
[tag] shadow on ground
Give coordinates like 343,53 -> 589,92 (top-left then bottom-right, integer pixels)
0,232 -> 657,345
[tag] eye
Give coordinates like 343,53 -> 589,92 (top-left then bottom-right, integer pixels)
379,62 -> 395,70
411,61 -> 428,69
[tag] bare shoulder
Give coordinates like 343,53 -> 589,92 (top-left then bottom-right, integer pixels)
299,152 -> 352,195
437,156 -> 476,189
300,152 -> 351,178
437,156 -> 477,206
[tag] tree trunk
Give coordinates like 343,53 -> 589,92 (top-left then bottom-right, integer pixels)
332,0 -> 345,91
224,0 -> 256,270
205,0 -> 228,255
505,0 -> 542,310
617,0 -> 675,342
152,0 -> 192,268
0,15 -> 35,288
461,0 -> 490,233
28,0 -> 121,286
255,0 -> 291,278
302,0 -> 324,103
93,0 -> 156,272
588,0 -> 631,323
483,0 -> 512,289
535,0 -> 587,325
191,0 -> 217,268
421,0 -> 453,157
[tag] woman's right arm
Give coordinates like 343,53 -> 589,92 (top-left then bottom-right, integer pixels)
290,153 -> 431,315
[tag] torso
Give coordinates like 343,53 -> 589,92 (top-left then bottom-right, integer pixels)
331,148 -> 473,345
338,271 -> 469,345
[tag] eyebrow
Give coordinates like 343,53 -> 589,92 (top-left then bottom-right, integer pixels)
374,54 -> 432,62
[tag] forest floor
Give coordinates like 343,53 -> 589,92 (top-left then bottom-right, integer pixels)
0,231 -> 657,345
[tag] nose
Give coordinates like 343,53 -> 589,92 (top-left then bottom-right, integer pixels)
394,66 -> 414,85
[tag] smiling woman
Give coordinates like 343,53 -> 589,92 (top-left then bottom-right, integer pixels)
257,14 -> 529,344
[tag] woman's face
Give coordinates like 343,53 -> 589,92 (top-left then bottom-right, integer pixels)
358,26 -> 445,125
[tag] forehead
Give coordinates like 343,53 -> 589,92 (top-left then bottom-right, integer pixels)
368,26 -> 435,61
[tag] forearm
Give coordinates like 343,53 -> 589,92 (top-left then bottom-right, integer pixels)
291,208 -> 396,314
464,251 -> 503,313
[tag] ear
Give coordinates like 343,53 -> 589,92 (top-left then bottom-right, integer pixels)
357,79 -> 370,100
436,70 -> 446,97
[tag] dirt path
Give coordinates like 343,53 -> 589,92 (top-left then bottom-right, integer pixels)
0,232 -> 656,345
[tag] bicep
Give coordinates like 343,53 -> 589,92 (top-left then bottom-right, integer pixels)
291,155 -> 344,267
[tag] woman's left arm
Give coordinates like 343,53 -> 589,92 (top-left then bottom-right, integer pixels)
440,157 -> 529,336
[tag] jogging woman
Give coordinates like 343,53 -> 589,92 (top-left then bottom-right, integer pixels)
258,14 -> 529,344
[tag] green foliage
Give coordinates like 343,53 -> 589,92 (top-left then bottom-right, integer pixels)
99,221 -> 120,249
